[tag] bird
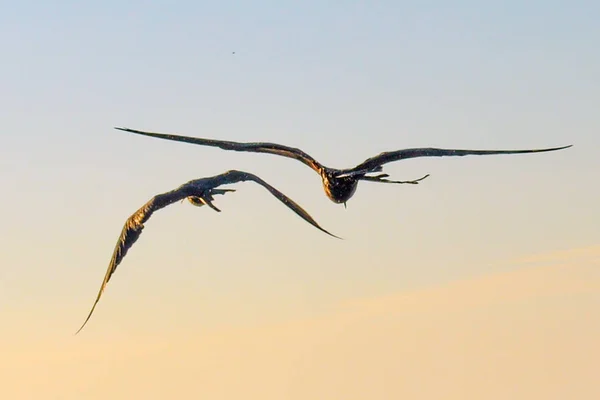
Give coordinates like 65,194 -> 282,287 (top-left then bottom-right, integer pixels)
115,127 -> 572,207
75,170 -> 338,334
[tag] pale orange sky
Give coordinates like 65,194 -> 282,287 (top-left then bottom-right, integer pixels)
2,245 -> 598,399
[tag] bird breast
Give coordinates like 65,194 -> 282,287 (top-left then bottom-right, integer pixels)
322,175 -> 359,204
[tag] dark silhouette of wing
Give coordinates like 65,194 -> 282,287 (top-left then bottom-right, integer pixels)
353,145 -> 573,172
115,127 -> 324,173
217,170 -> 340,240
76,170 -> 337,334
75,188 -> 187,334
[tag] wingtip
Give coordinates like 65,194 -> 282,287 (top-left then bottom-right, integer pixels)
74,313 -> 93,335
74,295 -> 102,336
554,144 -> 573,150
74,322 -> 87,336
321,227 -> 343,240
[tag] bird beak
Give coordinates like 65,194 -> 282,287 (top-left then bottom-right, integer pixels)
344,202 -> 347,209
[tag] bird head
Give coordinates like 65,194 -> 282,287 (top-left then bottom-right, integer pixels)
185,188 -> 236,212
320,170 -> 360,205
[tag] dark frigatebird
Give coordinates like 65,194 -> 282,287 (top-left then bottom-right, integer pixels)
76,170 -> 337,334
115,127 -> 572,207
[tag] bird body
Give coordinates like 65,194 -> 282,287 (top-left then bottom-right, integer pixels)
319,168 -> 360,204
115,127 -> 572,206
76,170 -> 337,334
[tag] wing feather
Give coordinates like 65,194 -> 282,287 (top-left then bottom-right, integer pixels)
353,145 -> 572,172
75,190 -> 185,334
222,170 -> 340,239
115,127 -> 323,173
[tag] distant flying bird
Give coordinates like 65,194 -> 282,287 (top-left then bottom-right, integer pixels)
115,127 -> 572,207
76,170 -> 337,334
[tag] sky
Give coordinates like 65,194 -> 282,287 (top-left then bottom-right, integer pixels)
1,1 -> 599,398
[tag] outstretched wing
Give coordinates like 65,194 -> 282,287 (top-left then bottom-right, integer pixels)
115,127 -> 324,173
353,145 -> 573,172
220,170 -> 341,239
76,189 -> 185,334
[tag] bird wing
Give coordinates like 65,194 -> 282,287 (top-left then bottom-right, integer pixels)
75,189 -> 186,334
219,170 -> 340,239
115,127 -> 324,173
353,145 -> 573,172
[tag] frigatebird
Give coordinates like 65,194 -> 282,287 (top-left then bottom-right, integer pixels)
76,170 -> 337,334
115,127 -> 571,207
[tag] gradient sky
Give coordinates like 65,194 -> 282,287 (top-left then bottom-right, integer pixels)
1,1 -> 599,398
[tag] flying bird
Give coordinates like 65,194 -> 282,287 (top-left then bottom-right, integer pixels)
115,127 -> 572,207
76,170 -> 338,334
